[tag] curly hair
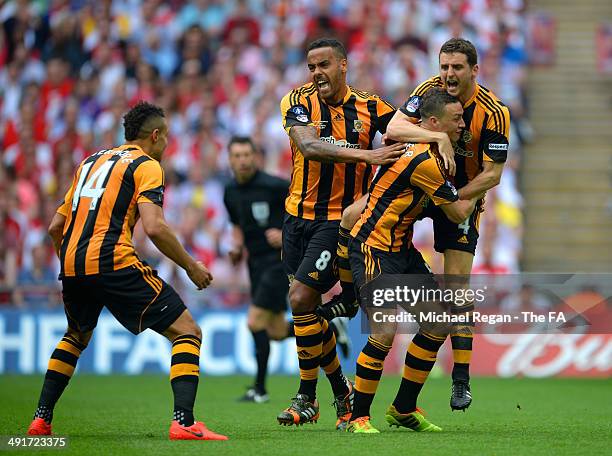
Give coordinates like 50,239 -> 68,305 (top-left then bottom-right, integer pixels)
123,101 -> 165,141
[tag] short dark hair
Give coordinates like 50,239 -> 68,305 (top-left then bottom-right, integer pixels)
420,88 -> 460,120
439,38 -> 478,67
306,38 -> 347,59
228,136 -> 257,153
123,101 -> 165,141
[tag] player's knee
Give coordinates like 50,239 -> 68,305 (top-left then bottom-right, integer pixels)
370,332 -> 394,347
289,285 -> 316,313
66,327 -> 93,348
189,323 -> 202,340
247,317 -> 265,333
422,320 -> 452,338
267,326 -> 286,341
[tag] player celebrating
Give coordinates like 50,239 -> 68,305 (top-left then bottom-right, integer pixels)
276,38 -> 406,429
27,102 -> 227,441
347,88 -> 481,434
320,38 -> 510,411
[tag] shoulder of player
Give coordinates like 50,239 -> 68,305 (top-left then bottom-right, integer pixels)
412,76 -> 443,96
475,84 -> 509,114
349,86 -> 395,110
283,83 -> 317,105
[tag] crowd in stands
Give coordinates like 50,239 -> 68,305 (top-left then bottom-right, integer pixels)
0,0 -> 531,307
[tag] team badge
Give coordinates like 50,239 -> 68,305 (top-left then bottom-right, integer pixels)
353,119 -> 365,133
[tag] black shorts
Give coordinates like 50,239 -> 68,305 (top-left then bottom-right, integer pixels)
249,255 -> 289,313
421,200 -> 482,255
61,262 -> 187,335
349,238 -> 432,308
282,213 -> 339,294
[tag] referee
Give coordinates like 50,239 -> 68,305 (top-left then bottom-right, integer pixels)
223,137 -> 294,403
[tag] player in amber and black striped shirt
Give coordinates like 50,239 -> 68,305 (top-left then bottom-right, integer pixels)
347,89 -> 481,434
328,38 -> 511,412
386,38 -> 510,412
277,38 -> 406,429
27,102 -> 227,441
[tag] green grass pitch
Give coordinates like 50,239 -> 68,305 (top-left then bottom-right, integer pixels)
1,375 -> 610,455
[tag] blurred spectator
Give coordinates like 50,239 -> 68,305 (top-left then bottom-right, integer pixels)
0,0 -> 529,308
12,243 -> 60,308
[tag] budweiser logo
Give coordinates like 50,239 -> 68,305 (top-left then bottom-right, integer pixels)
482,334 -> 612,378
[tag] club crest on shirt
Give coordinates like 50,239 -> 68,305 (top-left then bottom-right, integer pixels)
353,119 -> 365,133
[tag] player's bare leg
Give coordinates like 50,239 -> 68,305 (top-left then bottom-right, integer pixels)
444,249 -> 475,411
163,310 -> 227,440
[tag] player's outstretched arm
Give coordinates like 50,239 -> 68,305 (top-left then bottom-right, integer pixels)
48,212 -> 67,257
458,161 -> 503,200
440,198 -> 478,224
386,110 -> 456,176
289,125 -> 406,165
139,202 -> 212,289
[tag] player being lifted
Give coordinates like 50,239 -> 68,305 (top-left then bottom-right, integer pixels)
27,102 -> 227,441
320,38 -> 510,411
276,38 -> 406,428
347,88 -> 480,433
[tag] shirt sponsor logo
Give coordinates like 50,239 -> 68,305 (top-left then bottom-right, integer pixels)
454,145 -> 473,157
489,143 -> 508,151
319,136 -> 361,149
